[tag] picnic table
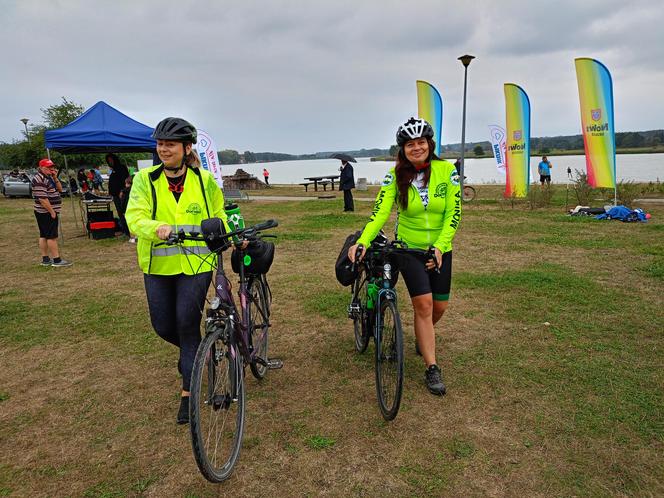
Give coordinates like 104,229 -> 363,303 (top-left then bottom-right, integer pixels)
302,175 -> 341,192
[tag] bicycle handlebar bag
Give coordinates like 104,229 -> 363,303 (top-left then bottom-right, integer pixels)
201,217 -> 231,252
231,239 -> 275,274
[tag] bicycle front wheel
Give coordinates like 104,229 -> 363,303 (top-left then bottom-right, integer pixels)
249,276 -> 270,380
374,299 -> 404,421
189,322 -> 245,483
352,271 -> 370,353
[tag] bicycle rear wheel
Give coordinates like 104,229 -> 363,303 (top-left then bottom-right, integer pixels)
351,271 -> 370,353
249,276 -> 269,380
189,321 -> 245,483
374,299 -> 404,421
463,185 -> 476,202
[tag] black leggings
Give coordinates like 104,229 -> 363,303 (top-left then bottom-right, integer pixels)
144,272 -> 212,391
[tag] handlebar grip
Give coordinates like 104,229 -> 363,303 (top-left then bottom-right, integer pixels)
254,219 -> 278,231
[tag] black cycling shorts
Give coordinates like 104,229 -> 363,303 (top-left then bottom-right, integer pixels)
397,250 -> 452,301
35,211 -> 59,239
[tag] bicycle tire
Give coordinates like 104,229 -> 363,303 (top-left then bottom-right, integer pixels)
352,271 -> 370,353
189,321 -> 245,483
463,185 -> 476,202
249,277 -> 270,380
374,298 -> 404,421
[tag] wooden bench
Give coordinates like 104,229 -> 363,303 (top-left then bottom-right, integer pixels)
223,188 -> 249,200
300,180 -> 331,192
300,182 -> 314,192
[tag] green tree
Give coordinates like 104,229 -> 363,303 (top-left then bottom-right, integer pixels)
41,97 -> 85,129
473,145 -> 484,156
243,151 -> 256,163
219,149 -> 241,165
388,144 -> 399,157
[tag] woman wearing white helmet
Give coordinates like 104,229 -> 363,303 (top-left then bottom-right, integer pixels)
349,117 -> 462,396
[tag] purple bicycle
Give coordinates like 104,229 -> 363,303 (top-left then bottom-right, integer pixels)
166,218 -> 281,482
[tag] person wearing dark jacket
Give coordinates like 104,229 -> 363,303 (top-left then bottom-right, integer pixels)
339,160 -> 355,212
106,153 -> 130,235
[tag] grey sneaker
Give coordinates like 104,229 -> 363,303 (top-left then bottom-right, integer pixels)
425,364 -> 446,396
51,259 -> 73,267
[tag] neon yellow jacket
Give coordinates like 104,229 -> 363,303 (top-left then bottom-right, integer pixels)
357,160 -> 461,252
126,164 -> 229,275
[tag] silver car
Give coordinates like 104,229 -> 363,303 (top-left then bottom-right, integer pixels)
2,173 -> 70,197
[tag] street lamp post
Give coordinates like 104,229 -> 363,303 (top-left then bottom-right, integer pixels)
458,54 -> 475,198
20,118 -> 29,142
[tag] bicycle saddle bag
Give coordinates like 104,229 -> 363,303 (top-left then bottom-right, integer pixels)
231,239 -> 275,274
201,217 -> 231,252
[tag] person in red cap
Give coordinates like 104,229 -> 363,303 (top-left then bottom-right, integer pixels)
31,158 -> 72,267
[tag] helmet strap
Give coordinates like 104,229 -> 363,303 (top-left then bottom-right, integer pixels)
163,144 -> 188,173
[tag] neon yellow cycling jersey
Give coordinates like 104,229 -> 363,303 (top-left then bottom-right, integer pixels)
357,159 -> 461,252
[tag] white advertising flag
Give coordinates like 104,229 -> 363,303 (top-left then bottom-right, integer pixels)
195,130 -> 223,188
488,124 -> 507,175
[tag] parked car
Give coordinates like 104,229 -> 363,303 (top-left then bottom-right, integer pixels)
2,173 -> 70,198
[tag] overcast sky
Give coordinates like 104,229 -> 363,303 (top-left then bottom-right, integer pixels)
1,0 -> 663,154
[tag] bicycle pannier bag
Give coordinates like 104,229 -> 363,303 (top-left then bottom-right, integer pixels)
201,217 -> 230,252
335,230 -> 361,286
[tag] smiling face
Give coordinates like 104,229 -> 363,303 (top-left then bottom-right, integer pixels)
156,140 -> 191,167
403,137 -> 430,166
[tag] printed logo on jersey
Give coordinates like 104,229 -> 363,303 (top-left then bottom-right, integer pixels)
450,170 -> 460,186
382,173 -> 394,187
433,183 -> 447,199
186,203 -> 202,215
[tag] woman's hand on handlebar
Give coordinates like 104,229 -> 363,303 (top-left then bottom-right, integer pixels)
348,243 -> 365,263
156,224 -> 172,241
235,239 -> 250,250
425,247 -> 442,271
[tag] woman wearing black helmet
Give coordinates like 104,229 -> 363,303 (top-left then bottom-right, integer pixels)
126,117 -> 231,424
348,117 -> 462,396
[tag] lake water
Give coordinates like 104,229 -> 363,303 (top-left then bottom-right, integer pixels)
224,153 -> 664,185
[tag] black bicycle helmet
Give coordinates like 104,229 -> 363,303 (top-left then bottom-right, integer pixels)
396,117 -> 434,146
152,117 -> 197,144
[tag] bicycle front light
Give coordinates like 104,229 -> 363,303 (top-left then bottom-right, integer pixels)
209,296 -> 221,310
383,263 -> 392,281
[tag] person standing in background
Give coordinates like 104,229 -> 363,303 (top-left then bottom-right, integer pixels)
263,167 -> 270,186
31,158 -> 72,267
538,156 -> 552,185
106,153 -> 130,235
339,160 -> 355,212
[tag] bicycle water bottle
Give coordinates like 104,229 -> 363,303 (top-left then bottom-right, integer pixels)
367,282 -> 379,310
224,203 -> 245,231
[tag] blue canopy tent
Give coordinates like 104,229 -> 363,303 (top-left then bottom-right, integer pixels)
44,101 -> 156,232
45,101 -> 156,153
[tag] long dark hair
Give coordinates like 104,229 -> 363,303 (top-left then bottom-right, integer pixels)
106,153 -> 129,177
395,137 -> 438,209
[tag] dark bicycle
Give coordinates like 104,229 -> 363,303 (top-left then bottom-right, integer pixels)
348,235 -> 435,420
165,218 -> 280,483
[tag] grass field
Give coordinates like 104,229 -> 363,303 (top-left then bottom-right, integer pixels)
1,187 -> 662,497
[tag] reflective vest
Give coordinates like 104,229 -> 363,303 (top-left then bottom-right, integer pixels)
357,159 -> 462,252
126,164 -> 228,275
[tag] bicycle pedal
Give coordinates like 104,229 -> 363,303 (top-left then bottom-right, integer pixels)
266,358 -> 284,370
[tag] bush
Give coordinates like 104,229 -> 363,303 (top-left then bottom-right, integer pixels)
528,184 -> 555,208
573,169 -> 595,205
613,180 -> 641,208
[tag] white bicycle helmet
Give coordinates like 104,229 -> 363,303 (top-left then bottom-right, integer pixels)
396,117 -> 434,146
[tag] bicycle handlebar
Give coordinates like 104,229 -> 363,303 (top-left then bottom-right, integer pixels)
356,240 -> 440,273
165,219 -> 279,246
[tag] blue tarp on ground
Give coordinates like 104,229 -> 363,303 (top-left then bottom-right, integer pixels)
45,101 -> 156,153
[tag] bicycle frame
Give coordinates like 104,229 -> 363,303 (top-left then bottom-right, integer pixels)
209,249 -> 266,369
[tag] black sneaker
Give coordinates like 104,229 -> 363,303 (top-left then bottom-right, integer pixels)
177,396 -> 190,425
51,259 -> 73,267
425,364 -> 446,396
40,258 -> 52,266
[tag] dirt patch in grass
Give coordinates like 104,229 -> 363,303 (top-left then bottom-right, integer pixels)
1,196 -> 662,497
